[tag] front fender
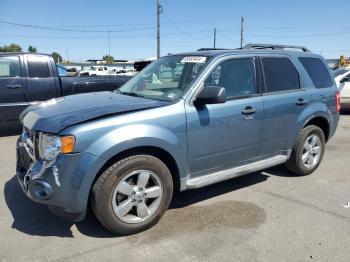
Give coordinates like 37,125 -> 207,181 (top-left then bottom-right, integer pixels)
86,124 -> 187,178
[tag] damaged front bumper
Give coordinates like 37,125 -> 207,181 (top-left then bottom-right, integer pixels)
16,136 -> 106,221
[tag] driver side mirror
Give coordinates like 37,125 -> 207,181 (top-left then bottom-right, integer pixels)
340,76 -> 350,83
194,85 -> 226,106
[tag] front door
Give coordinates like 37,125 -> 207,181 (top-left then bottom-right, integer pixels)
186,57 -> 263,177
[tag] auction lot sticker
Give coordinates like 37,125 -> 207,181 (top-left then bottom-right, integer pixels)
181,56 -> 207,63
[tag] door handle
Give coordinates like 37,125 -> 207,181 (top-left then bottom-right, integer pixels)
6,84 -> 22,89
242,106 -> 257,115
296,98 -> 308,106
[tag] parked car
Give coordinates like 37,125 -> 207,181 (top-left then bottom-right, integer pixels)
16,44 -> 339,235
79,65 -> 110,76
0,53 -> 131,125
109,68 -> 137,76
334,69 -> 350,109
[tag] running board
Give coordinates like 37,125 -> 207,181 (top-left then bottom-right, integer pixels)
186,155 -> 288,189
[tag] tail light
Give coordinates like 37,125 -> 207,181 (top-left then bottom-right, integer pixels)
336,91 -> 340,113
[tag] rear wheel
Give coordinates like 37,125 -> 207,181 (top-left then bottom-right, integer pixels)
92,155 -> 173,235
286,125 -> 325,176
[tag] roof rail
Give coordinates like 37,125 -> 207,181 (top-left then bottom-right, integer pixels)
197,48 -> 234,51
243,44 -> 310,52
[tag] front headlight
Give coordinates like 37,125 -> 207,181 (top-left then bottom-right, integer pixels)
39,133 -> 75,161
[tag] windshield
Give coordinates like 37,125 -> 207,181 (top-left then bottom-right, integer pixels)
117,55 -> 209,101
90,66 -> 98,71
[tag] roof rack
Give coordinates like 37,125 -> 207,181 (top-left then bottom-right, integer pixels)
197,48 -> 234,51
243,44 -> 310,52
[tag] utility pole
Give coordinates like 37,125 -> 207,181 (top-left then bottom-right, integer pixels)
213,28 -> 216,49
240,16 -> 244,48
157,0 -> 161,58
108,30 -> 111,64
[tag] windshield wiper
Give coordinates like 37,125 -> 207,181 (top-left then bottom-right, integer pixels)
116,90 -> 145,98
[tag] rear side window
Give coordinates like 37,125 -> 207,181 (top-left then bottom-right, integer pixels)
28,56 -> 50,78
262,57 -> 300,92
299,57 -> 333,88
0,56 -> 20,77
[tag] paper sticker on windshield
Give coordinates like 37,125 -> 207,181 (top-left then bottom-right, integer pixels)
181,56 -> 207,63
167,93 -> 177,99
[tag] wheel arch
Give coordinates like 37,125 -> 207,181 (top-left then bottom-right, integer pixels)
302,116 -> 330,142
89,146 -> 182,201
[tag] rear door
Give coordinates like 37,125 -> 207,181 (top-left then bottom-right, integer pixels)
25,55 -> 58,102
0,55 -> 27,124
259,55 -> 311,155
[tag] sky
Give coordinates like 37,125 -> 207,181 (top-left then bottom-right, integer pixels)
0,0 -> 349,61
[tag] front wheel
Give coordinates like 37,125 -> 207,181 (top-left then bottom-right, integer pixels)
286,125 -> 325,176
91,155 -> 173,235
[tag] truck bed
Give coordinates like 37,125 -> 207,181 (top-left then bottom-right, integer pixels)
60,75 -> 132,96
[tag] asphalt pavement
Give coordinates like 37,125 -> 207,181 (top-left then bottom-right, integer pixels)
1,115 -> 350,262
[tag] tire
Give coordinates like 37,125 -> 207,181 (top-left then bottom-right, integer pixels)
91,155 -> 173,235
286,125 -> 326,176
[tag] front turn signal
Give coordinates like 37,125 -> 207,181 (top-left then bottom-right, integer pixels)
60,136 -> 75,154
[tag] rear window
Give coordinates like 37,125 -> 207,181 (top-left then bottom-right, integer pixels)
299,57 -> 333,88
262,57 -> 300,92
28,56 -> 50,78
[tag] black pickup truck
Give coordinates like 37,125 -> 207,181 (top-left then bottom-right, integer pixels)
0,53 -> 132,125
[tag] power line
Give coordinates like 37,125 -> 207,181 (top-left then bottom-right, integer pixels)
161,10 -> 207,40
247,31 -> 350,38
0,20 -> 153,33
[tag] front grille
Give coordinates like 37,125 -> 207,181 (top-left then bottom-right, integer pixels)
22,127 -> 39,161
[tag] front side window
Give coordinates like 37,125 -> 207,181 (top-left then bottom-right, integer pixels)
0,56 -> 20,77
28,56 -> 50,78
262,57 -> 300,92
299,57 -> 333,89
117,55 -> 209,101
205,58 -> 256,98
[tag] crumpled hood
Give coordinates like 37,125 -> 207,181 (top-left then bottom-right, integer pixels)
21,91 -> 169,133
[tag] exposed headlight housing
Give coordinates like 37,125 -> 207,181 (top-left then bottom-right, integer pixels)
39,133 -> 75,161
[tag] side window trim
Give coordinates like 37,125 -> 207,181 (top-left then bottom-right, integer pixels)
260,56 -> 304,94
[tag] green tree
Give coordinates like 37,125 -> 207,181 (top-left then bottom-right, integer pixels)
51,52 -> 62,63
103,55 -> 114,64
28,46 -> 37,53
0,43 -> 22,52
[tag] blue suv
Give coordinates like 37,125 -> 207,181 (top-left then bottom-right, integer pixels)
16,44 -> 340,235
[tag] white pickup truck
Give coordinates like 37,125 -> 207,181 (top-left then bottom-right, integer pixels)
79,66 -> 110,76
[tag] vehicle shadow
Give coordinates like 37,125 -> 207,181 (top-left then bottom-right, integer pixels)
4,170 -> 272,238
